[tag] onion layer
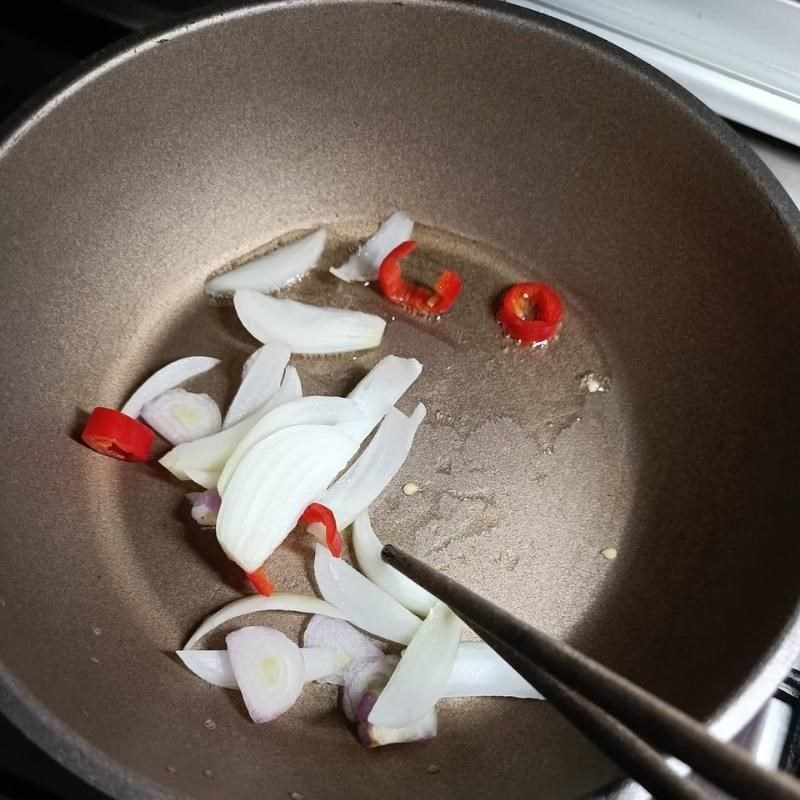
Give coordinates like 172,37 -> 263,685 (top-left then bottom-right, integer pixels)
352,512 -> 435,616
121,356 -> 220,419
223,342 -> 291,428
313,544 -> 421,644
176,649 -> 238,689
444,642 -> 543,699
339,355 -> 422,443
330,213 -> 414,284
184,593 -> 347,650
321,404 -> 425,531
216,426 -> 359,572
368,603 -> 461,728
234,289 -> 386,354
205,229 -> 326,296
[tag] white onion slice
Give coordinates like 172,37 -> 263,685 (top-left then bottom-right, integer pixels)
159,366 -> 301,482
339,355 -> 422,442
352,512 -> 435,616
217,426 -> 359,572
368,603 -> 461,728
444,642 -> 543,699
205,229 -> 326,297
301,647 -> 339,682
342,655 -> 398,722
330,213 -> 414,283
217,396 -> 362,496
321,404 -> 426,531
226,627 -> 304,723
302,615 -> 382,685
234,289 -> 386,355
120,356 -> 220,419
141,389 -> 221,445
176,649 -> 238,689
223,342 -> 291,428
313,544 -> 421,644
190,488 -> 221,527
184,593 -> 347,650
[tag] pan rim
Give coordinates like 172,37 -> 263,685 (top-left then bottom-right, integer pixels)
2,2 -> 799,799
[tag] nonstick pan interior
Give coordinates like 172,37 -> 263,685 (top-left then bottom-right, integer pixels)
2,2 -> 800,799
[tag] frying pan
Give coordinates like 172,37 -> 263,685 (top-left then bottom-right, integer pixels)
1,2 -> 800,799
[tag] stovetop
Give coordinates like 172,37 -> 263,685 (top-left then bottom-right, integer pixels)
1,3 -> 799,799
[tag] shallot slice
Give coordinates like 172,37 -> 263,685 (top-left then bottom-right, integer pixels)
141,389 -> 221,445
342,655 -> 398,722
302,615 -> 382,685
184,593 -> 347,650
121,356 -> 220,419
301,647 -> 339,682
216,425 -> 359,572
352,512 -> 435,616
226,627 -> 304,723
205,229 -> 326,296
313,544 -> 421,644
217,396 -> 362,496
234,289 -> 385,354
223,342 -> 291,427
330,213 -> 414,284
321,404 -> 426,531
190,488 -> 221,527
339,355 -> 422,442
368,603 -> 461,728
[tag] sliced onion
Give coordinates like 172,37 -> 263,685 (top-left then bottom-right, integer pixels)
330,213 -> 414,284
226,627 -> 305,723
234,289 -> 386,355
120,356 -> 220,419
443,642 -> 543,699
368,602 -> 461,728
217,396 -> 362,496
352,512 -> 435,616
217,426 -> 360,572
159,366 -> 301,482
205,229 -> 326,296
301,646 -> 339,682
184,467 -> 221,489
176,649 -> 238,689
141,388 -> 221,445
302,615 -> 382,685
190,488 -> 221,527
184,593 -> 347,649
339,355 -> 422,443
313,544 -> 421,644
341,655 -> 398,722
321,404 -> 426,531
357,694 -> 437,748
223,342 -> 291,428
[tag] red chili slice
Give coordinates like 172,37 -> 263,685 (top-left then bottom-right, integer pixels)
378,241 -> 462,315
81,406 -> 154,462
299,503 -> 342,558
247,568 -> 276,597
497,282 -> 562,345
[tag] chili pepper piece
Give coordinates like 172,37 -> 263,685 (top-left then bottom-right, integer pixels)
378,241 -> 461,316
247,568 -> 276,597
81,406 -> 154,462
300,503 -> 342,558
497,282 -> 562,344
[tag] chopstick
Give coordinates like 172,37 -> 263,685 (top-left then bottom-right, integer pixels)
381,544 -> 800,800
